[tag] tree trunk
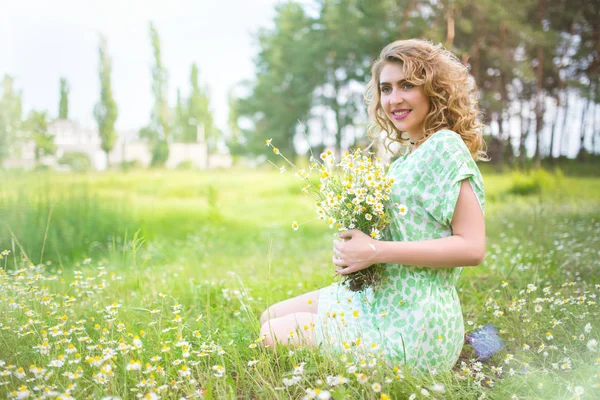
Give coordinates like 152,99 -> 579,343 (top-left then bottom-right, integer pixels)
593,103 -> 598,154
558,90 -> 570,157
400,0 -> 415,37
496,114 -> 505,173
548,93 -> 560,164
471,42 -> 480,87
497,23 -> 509,171
519,100 -> 529,167
331,74 -> 343,160
533,0 -> 546,169
577,95 -> 591,162
445,1 -> 455,48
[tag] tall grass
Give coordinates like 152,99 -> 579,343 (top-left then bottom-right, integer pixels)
0,169 -> 598,399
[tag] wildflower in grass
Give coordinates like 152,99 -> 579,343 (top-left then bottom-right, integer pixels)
292,221 -> 299,231
421,388 -> 430,397
380,395 -> 391,400
371,382 -> 382,392
326,375 -> 348,386
126,360 -> 142,371
11,385 -> 30,399
408,395 -> 417,400
535,304 -> 543,313
584,323 -> 592,333
293,362 -> 305,376
587,339 -> 598,352
431,383 -> 445,393
212,365 -> 225,377
304,388 -> 331,400
356,373 -> 368,383
14,367 -> 25,379
178,365 -> 191,377
282,376 -> 301,386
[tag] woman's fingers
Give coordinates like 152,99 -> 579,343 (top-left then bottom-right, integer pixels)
332,255 -> 345,267
336,266 -> 356,275
332,247 -> 343,258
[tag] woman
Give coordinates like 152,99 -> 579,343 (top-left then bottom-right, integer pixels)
259,38 -> 487,373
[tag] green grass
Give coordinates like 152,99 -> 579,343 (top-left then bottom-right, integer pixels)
0,168 -> 598,399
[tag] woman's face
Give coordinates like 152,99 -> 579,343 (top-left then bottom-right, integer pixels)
379,62 -> 430,139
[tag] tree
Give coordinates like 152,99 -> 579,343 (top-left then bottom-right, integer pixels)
59,77 -> 69,119
171,88 -> 188,142
94,36 -> 119,167
24,110 -> 56,164
141,22 -> 170,167
237,2 -> 322,158
0,75 -> 23,164
187,64 -> 216,167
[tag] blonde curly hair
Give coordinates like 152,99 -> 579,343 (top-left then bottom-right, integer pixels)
365,39 -> 488,161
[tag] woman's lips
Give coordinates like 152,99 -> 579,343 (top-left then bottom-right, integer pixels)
391,110 -> 411,120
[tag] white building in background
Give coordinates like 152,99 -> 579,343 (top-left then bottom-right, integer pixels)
4,119 -> 232,171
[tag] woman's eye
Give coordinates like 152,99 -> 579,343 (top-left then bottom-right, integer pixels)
381,87 -> 391,93
402,83 -> 415,89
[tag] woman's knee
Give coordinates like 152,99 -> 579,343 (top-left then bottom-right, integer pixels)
260,313 -> 317,348
259,289 -> 320,326
260,307 -> 271,326
259,319 -> 277,348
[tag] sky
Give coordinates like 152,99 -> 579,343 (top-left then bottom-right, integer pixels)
0,0 -> 280,134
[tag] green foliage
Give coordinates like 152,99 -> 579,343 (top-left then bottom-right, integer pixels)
143,22 -> 171,166
148,22 -> 170,141
186,64 -> 215,143
176,160 -> 195,170
24,110 -> 56,163
58,77 -> 69,119
58,151 -> 92,172
0,75 -> 23,163
94,36 -> 119,165
150,139 -> 169,167
508,168 -> 563,196
119,159 -> 143,172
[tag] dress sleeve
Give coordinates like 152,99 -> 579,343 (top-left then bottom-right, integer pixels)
425,131 -> 486,227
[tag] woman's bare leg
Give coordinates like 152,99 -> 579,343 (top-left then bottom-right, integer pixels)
259,312 -> 318,348
260,289 -> 320,326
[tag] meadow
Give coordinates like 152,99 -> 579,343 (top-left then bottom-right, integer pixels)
0,167 -> 598,399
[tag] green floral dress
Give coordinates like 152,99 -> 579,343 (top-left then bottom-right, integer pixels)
315,129 -> 486,373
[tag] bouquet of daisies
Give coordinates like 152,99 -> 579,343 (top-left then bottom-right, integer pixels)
266,139 -> 398,292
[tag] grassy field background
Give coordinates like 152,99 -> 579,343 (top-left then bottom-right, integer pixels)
0,167 -> 598,399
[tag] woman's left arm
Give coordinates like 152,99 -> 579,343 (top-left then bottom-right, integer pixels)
334,179 -> 486,274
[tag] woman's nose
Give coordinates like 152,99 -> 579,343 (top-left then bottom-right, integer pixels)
389,88 -> 404,105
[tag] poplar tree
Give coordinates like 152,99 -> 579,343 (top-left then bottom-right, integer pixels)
59,77 -> 69,119
94,36 -> 119,167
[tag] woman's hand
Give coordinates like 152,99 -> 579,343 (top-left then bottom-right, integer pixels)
332,229 -> 380,275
